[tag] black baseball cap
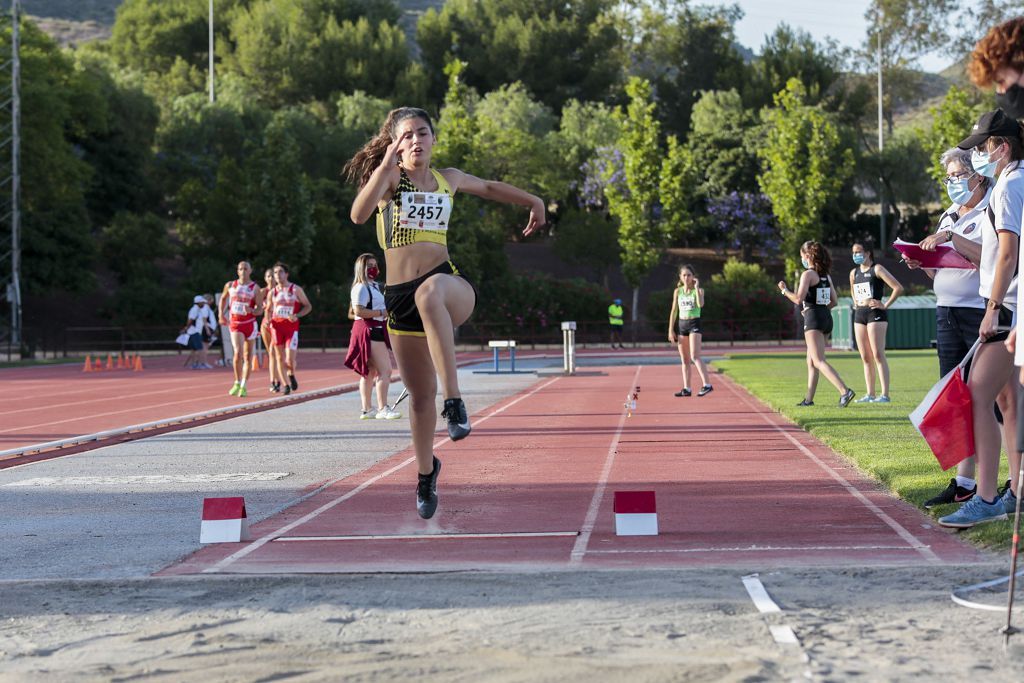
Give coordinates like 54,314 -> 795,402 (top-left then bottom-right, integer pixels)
957,109 -> 1021,149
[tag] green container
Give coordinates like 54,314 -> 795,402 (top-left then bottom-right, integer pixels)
830,295 -> 937,350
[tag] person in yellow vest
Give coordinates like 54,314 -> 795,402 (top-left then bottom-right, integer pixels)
608,298 -> 625,349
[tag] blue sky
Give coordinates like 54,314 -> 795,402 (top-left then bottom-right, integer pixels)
708,0 -> 951,73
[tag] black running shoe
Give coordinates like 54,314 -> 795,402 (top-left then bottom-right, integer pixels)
796,399 -> 814,406
697,385 -> 713,397
441,398 -> 471,441
289,374 -> 298,391
674,388 -> 692,397
271,382 -> 280,393
416,456 -> 441,519
283,385 -> 291,396
924,478 -> 977,509
839,388 -> 855,408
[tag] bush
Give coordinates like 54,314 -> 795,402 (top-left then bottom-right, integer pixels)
476,273 -> 609,336
647,259 -> 796,341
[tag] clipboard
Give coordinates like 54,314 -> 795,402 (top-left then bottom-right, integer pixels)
892,238 -> 975,269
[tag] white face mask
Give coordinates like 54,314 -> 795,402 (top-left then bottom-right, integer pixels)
971,148 -> 1002,178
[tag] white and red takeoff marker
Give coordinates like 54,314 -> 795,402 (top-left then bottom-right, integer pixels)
200,496 -> 251,543
613,490 -> 658,536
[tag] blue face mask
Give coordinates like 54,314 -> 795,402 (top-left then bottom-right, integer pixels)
971,149 -> 1001,178
946,176 -> 975,205
801,257 -> 811,270
852,253 -> 865,265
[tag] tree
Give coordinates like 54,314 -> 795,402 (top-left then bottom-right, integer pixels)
659,134 -> 701,245
745,24 -> 844,111
862,0 -> 956,135
624,2 -> 746,138
417,0 -> 622,112
706,193 -> 779,260
606,77 -> 662,324
757,79 -> 854,272
686,89 -> 760,199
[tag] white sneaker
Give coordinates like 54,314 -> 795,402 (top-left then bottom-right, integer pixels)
359,410 -> 374,420
376,406 -> 402,420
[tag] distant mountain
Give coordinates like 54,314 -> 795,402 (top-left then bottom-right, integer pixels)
22,1 -> 120,24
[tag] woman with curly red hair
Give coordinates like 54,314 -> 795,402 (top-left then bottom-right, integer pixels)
969,17 -> 1024,119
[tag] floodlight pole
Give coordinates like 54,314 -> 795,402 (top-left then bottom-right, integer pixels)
877,19 -> 886,253
208,0 -> 215,103
8,0 -> 20,350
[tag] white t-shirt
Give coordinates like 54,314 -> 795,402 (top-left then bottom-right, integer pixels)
187,304 -> 217,335
350,282 -> 386,322
980,164 -> 1021,310
933,196 -> 986,309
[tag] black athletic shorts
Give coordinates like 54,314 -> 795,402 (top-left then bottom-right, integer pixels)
802,306 -> 833,334
677,318 -> 702,336
853,307 -> 887,325
981,299 -> 1014,344
384,260 -> 477,337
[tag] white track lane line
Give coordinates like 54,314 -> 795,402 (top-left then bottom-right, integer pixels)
277,531 -> 578,542
202,377 -> 562,574
569,365 -> 642,566
742,574 -> 782,613
721,377 -> 940,564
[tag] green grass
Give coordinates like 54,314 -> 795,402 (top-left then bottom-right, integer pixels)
715,349 -> 1015,550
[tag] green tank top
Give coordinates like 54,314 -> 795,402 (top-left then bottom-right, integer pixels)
677,287 -> 701,319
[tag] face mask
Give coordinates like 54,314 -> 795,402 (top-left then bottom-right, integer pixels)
997,85 -> 1024,120
971,148 -> 1001,178
946,177 -> 975,205
801,257 -> 811,270
367,266 -> 379,280
852,253 -> 865,265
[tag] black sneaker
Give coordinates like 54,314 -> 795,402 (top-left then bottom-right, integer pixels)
283,385 -> 291,396
288,374 -> 298,391
839,388 -> 855,408
925,478 -> 977,509
674,388 -> 692,397
697,385 -> 713,397
271,382 -> 280,393
797,399 -> 814,406
416,456 -> 441,519
441,398 -> 471,441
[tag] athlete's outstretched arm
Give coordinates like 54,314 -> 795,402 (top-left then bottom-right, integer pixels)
447,169 -> 546,236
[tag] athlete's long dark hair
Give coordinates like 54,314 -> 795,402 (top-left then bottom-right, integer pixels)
343,107 -> 435,188
801,240 -> 831,276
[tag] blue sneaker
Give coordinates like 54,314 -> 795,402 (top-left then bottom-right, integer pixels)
872,395 -> 891,403
937,495 -> 1008,528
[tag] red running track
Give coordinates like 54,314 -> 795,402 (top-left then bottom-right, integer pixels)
162,364 -> 984,574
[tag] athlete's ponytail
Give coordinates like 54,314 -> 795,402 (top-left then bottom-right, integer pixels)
343,107 -> 436,188
801,240 -> 832,276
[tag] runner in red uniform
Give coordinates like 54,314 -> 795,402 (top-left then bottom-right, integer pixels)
270,262 -> 312,395
218,261 -> 264,398
259,268 -> 277,393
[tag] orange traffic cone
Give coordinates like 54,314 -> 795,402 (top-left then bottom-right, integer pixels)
117,353 -> 126,369
251,354 -> 261,371
133,355 -> 144,372
94,358 -> 103,371
83,355 -> 92,372
106,354 -> 114,370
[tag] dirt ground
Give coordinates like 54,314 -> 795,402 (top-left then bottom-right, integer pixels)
2,565 -> 1023,682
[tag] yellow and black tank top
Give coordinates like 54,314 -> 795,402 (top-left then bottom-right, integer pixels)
376,168 -> 454,250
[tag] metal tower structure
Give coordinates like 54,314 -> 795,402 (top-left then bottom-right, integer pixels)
0,0 -> 20,354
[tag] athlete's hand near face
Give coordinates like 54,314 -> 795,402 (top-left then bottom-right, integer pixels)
382,132 -> 410,169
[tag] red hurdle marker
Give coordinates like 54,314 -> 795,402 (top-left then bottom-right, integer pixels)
613,491 -> 658,536
200,497 -> 251,543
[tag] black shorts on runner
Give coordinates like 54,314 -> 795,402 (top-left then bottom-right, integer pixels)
384,260 -> 477,337
677,318 -> 702,336
853,307 -> 887,325
802,306 -> 833,334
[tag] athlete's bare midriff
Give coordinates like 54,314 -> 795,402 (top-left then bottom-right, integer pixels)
384,242 -> 450,284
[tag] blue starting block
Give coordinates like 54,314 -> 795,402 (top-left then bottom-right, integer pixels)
473,340 -> 529,374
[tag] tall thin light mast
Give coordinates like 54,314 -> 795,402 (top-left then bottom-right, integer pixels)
877,17 -> 886,251
208,0 -> 215,103
1,0 -> 21,351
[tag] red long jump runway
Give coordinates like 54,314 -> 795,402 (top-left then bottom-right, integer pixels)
161,364 -> 984,575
